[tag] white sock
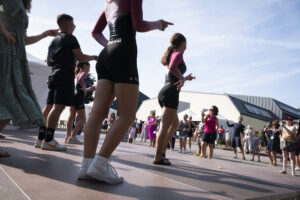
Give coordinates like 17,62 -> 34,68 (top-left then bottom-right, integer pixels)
93,155 -> 109,164
82,158 -> 94,168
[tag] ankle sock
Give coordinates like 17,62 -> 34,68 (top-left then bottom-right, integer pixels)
45,127 -> 55,142
38,126 -> 46,140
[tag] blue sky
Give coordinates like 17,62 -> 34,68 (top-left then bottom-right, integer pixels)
26,0 -> 300,109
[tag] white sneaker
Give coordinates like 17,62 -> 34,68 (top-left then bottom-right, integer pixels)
169,149 -> 173,152
87,156 -> 124,184
34,139 -> 43,148
41,140 -> 67,151
188,149 -> 191,152
78,158 -> 94,180
179,150 -> 183,153
68,136 -> 83,144
182,150 -> 186,154
295,167 -> 300,171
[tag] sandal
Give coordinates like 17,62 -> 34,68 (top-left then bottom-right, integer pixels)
153,159 -> 171,166
0,150 -> 10,157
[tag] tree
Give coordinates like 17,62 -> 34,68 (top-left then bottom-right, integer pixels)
83,73 -> 96,104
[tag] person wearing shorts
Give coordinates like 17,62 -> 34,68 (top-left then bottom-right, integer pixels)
34,14 -> 97,151
201,106 -> 219,159
226,116 -> 246,160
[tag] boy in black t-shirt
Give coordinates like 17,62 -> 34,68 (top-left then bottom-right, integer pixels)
34,14 -> 98,151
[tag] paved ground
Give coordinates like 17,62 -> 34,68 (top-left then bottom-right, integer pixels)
0,128 -> 300,200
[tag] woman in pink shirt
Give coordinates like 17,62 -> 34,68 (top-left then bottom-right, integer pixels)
154,33 -> 195,165
80,0 -> 172,184
201,106 -> 219,159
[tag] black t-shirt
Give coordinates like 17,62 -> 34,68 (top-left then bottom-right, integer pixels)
227,122 -> 245,138
48,32 -> 80,75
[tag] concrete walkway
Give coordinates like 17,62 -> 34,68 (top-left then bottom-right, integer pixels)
0,129 -> 299,200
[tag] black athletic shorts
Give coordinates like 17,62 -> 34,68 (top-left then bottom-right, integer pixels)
47,71 -> 74,106
73,93 -> 85,110
96,41 -> 138,85
202,132 -> 217,144
158,83 -> 179,110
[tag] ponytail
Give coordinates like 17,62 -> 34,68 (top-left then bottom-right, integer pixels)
161,46 -> 175,66
75,62 -> 90,77
161,33 -> 187,66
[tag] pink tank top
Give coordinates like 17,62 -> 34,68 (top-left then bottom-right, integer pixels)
204,115 -> 217,134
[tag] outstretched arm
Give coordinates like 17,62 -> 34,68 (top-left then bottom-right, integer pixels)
92,11 -> 108,47
25,29 -> 59,46
226,121 -> 233,127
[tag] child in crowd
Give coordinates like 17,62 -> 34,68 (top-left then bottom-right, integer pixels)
225,129 -> 231,150
251,131 -> 260,162
128,123 -> 136,144
194,123 -> 204,156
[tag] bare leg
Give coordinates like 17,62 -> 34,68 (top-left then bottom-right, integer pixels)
47,104 -> 66,129
233,147 -> 237,157
201,142 -> 207,158
296,155 -> 300,168
188,137 -> 192,150
98,83 -> 138,158
208,144 -> 213,159
71,109 -> 86,137
180,139 -> 183,150
84,80 -> 115,158
154,108 -> 177,161
282,150 -> 288,172
289,152 -> 296,174
267,151 -> 273,164
240,147 -> 245,160
0,120 -> 10,132
66,107 -> 76,138
161,114 -> 179,155
258,153 -> 261,162
43,104 -> 53,122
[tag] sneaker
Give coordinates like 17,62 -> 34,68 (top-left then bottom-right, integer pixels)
194,153 -> 201,156
87,156 -> 124,184
78,158 -> 94,180
65,136 -> 69,143
295,167 -> 300,171
188,149 -> 191,152
179,150 -> 183,153
34,139 -> 43,148
169,149 -> 173,152
182,150 -> 186,154
41,140 -> 67,151
233,155 -> 238,159
68,136 -> 83,144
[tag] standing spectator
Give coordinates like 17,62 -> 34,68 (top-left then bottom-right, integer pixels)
193,123 -> 203,156
226,116 -> 246,160
148,111 -> 158,147
179,114 -> 189,153
225,129 -> 231,150
201,106 -> 219,159
107,112 -> 116,133
244,125 -> 253,154
265,121 -> 281,166
128,123 -> 136,144
280,117 -> 297,176
168,131 -> 176,152
295,121 -> 300,171
141,116 -> 150,142
187,116 -> 196,152
250,131 -> 260,162
217,125 -> 225,146
138,120 -> 143,137
260,126 -> 268,152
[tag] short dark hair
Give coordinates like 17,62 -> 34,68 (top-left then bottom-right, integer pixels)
57,14 -> 73,27
211,105 -> 219,116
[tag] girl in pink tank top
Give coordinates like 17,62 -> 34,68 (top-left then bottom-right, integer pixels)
201,106 -> 219,159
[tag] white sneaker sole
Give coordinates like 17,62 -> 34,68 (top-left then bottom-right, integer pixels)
41,145 -> 67,151
87,166 -> 124,184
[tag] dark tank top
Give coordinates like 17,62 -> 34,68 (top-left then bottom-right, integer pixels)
165,63 -> 187,84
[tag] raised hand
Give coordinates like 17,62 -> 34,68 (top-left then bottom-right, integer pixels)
43,29 -> 60,37
160,20 -> 174,31
185,73 -> 196,81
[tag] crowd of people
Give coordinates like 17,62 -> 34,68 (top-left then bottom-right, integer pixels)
0,0 -> 299,187
136,110 -> 300,176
